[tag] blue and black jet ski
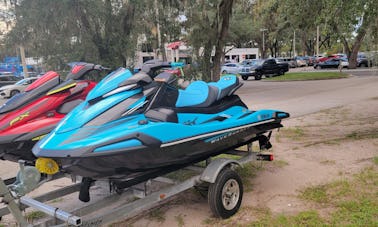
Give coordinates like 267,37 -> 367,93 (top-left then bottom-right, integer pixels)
32,60 -> 289,201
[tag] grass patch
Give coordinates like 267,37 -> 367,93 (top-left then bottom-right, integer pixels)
304,128 -> 378,147
299,167 -> 377,226
320,159 -> 336,165
246,210 -> 326,226
25,211 -> 46,222
245,166 -> 377,226
148,208 -> 166,222
237,162 -> 264,191
50,198 -> 64,203
279,127 -> 305,140
174,214 -> 185,227
300,185 -> 329,203
265,72 -> 349,81
374,156 -> 378,165
272,159 -> 289,168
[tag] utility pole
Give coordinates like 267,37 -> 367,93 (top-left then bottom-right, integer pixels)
260,28 -> 267,59
316,26 -> 319,57
19,46 -> 28,78
293,30 -> 296,57
154,0 -> 162,60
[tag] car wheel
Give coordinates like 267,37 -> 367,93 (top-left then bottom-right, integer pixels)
241,75 -> 248,81
10,90 -> 20,97
222,70 -> 228,74
316,65 -> 321,69
280,70 -> 285,75
255,73 -> 262,80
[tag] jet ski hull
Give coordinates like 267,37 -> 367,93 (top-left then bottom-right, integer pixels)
35,120 -> 283,179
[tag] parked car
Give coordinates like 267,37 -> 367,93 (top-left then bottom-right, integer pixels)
0,75 -> 22,88
314,58 -> 348,69
0,77 -> 38,98
316,54 -> 343,63
276,57 -> 297,68
357,53 -> 371,67
238,59 -> 259,79
240,59 -> 289,80
294,56 -> 307,67
302,56 -> 316,66
221,63 -> 241,74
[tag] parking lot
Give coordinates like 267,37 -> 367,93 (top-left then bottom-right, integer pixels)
237,68 -> 378,116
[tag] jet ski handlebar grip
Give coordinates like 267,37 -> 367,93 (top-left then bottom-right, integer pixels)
94,65 -> 111,71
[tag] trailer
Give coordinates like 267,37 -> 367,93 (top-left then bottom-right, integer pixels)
0,142 -> 274,226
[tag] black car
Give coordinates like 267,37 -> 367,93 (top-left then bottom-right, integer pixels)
357,54 -> 371,67
240,59 -> 289,80
0,75 -> 22,87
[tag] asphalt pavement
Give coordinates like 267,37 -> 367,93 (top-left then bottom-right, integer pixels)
238,67 -> 378,117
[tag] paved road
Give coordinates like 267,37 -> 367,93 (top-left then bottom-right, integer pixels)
238,70 -> 378,117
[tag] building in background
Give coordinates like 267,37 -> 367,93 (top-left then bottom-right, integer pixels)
0,2 -> 14,41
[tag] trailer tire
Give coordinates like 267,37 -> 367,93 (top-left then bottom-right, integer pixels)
208,168 -> 243,219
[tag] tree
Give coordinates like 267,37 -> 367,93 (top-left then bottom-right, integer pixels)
184,0 -> 234,81
5,0 -> 146,69
322,0 -> 378,68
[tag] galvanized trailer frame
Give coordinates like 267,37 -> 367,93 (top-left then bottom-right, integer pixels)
0,142 -> 273,227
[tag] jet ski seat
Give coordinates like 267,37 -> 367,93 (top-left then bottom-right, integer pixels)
175,81 -> 218,108
208,75 -> 241,101
175,75 -> 241,108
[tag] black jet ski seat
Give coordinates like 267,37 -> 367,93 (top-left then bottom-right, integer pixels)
175,75 -> 242,108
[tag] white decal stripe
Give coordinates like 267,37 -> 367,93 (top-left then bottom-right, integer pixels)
160,118 -> 275,147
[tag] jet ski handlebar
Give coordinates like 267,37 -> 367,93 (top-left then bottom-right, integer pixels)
94,64 -> 111,71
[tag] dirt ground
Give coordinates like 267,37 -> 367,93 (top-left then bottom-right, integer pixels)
124,97 -> 378,227
0,97 -> 377,226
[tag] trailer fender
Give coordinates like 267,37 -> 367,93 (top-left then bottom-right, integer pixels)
200,158 -> 241,183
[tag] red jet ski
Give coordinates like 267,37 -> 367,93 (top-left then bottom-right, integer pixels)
0,62 -> 107,163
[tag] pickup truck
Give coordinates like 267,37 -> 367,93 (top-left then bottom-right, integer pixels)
239,59 -> 289,80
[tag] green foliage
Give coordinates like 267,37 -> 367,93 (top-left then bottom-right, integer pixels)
25,210 -> 46,221
300,185 -> 329,203
247,210 -> 326,227
265,72 -> 349,81
279,127 -> 305,140
148,208 -> 166,222
374,156 -> 378,165
174,213 -> 185,227
3,0 -> 377,72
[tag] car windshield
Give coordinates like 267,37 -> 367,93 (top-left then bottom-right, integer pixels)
254,60 -> 264,66
241,60 -> 258,66
15,78 -> 28,85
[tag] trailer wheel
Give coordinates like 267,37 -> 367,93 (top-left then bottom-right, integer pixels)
208,168 -> 243,219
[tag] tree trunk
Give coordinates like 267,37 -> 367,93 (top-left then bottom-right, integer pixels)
211,0 -> 234,82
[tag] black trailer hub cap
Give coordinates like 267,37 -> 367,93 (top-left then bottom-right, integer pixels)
222,179 -> 240,210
